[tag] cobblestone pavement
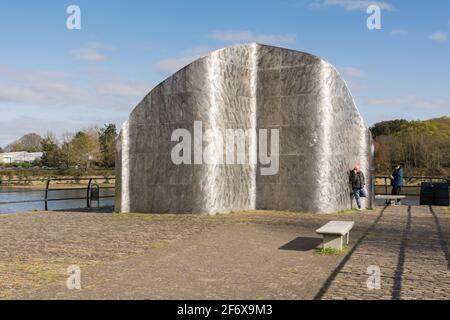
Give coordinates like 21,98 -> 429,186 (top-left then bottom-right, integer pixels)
0,211 -> 218,298
318,205 -> 450,300
1,206 -> 448,300
2,210 -> 376,300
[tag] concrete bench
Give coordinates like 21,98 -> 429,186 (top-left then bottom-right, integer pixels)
375,195 -> 406,206
316,221 -> 354,251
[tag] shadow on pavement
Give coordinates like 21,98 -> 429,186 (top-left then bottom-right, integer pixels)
279,237 -> 323,252
53,206 -> 114,214
429,206 -> 450,270
392,205 -> 412,300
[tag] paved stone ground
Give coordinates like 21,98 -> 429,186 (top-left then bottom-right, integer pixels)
0,211 -> 218,298
1,206 -> 448,300
1,210 -> 375,300
318,205 -> 450,300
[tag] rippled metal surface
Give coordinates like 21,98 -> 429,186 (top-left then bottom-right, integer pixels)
116,44 -> 373,214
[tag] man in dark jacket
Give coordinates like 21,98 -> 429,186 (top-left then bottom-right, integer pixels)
391,164 -> 404,203
349,165 -> 366,211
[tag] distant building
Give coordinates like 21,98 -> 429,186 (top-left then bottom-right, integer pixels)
0,152 -> 43,164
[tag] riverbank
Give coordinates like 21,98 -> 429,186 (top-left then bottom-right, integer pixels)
0,171 -> 115,189
0,168 -> 114,187
0,168 -> 114,176
0,183 -> 115,190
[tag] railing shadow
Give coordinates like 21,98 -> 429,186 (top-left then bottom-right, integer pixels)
392,205 -> 412,300
314,205 -> 388,300
53,206 -> 115,214
429,206 -> 450,270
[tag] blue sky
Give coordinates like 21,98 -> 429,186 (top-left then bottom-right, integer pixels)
0,0 -> 449,147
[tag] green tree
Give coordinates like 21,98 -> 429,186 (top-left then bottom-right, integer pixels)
98,124 -> 117,168
373,135 -> 392,173
40,134 -> 61,167
373,117 -> 450,175
62,130 -> 100,170
370,119 -> 409,138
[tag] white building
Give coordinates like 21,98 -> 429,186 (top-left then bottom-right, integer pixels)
0,152 -> 43,164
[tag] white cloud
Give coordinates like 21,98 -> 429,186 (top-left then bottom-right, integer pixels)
155,47 -> 210,75
0,116 -> 81,145
72,42 -> 114,62
156,31 -> 297,75
0,43 -> 153,147
429,31 -> 448,43
0,66 -> 152,146
0,65 -> 151,110
97,80 -> 150,98
0,115 -> 126,148
310,0 -> 394,11
367,96 -> 450,110
0,68 -> 86,106
209,30 -> 297,46
156,55 -> 204,75
340,67 -> 365,78
390,29 -> 408,36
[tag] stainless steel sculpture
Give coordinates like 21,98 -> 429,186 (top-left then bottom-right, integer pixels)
116,43 -> 373,214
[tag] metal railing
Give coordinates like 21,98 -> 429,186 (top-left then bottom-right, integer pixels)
1,175 -> 448,211
374,175 -> 449,199
0,177 -> 115,211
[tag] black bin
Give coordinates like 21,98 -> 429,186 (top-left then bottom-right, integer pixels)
90,186 -> 100,201
420,182 -> 449,206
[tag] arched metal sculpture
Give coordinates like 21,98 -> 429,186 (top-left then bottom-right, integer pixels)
116,44 -> 373,214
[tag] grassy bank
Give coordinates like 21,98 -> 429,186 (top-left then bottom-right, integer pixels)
0,168 -> 115,187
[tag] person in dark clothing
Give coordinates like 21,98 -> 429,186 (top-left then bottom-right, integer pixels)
390,164 -> 404,203
349,165 -> 366,211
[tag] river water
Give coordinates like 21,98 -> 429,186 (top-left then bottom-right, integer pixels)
0,188 -> 423,214
0,187 -> 115,214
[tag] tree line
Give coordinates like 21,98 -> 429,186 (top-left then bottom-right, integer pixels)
3,117 -> 449,176
2,124 -> 118,170
371,117 -> 450,176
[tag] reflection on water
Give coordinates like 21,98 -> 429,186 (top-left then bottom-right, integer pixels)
0,188 -> 115,214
